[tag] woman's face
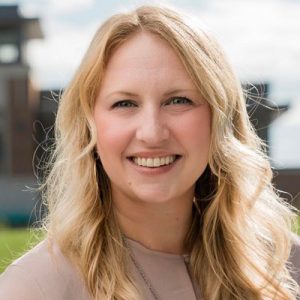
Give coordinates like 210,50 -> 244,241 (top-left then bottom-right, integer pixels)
94,32 -> 211,205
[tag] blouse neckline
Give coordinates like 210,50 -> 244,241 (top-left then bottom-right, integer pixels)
124,236 -> 190,262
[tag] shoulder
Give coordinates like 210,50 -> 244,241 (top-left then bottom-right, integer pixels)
289,233 -> 300,285
0,239 -> 92,300
0,263 -> 44,300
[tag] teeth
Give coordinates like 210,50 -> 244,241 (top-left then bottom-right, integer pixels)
153,158 -> 160,167
146,158 -> 154,167
132,155 -> 177,168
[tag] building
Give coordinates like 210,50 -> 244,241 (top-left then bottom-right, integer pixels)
0,5 -> 43,174
0,5 -> 43,225
245,83 -> 300,209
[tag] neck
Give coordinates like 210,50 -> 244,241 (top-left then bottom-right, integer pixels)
113,193 -> 194,255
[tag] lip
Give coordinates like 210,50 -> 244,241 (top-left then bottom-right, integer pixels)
127,151 -> 181,158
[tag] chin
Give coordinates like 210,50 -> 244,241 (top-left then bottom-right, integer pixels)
133,189 -> 176,204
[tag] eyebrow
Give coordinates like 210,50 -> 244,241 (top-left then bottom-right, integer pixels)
105,88 -> 199,98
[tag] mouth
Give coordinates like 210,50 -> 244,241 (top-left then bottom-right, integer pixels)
127,155 -> 182,168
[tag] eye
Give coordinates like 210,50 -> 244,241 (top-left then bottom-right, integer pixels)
166,96 -> 193,105
112,100 -> 137,108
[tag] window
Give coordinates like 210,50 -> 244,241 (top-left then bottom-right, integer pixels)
0,44 -> 18,63
0,28 -> 19,64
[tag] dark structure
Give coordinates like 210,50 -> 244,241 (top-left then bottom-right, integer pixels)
0,5 -> 43,225
245,83 -> 300,209
34,89 -> 60,174
244,83 -> 289,154
0,5 -> 43,175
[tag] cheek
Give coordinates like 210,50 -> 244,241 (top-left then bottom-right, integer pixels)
174,110 -> 211,153
194,119 -> 211,150
94,115 -> 131,160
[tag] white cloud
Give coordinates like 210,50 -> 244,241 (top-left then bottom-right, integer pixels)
271,106 -> 300,168
188,0 -> 300,92
47,0 -> 96,14
19,0 -> 96,16
26,20 -> 98,88
273,100 -> 300,128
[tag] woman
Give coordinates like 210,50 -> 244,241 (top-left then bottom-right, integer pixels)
0,4 -> 299,300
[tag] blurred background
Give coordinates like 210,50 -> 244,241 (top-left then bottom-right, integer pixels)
0,0 -> 299,270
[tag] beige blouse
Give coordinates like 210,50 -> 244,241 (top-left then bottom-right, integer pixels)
0,236 -> 299,300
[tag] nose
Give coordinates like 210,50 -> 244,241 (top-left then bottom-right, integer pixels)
135,107 -> 169,145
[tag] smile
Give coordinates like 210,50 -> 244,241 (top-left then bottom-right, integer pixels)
129,155 -> 181,168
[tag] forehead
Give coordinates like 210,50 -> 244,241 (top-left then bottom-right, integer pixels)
108,32 -> 178,64
100,32 -> 196,91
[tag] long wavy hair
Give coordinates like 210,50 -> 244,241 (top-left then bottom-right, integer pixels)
42,4 -> 299,299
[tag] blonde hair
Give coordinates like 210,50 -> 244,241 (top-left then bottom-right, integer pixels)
42,4 -> 299,299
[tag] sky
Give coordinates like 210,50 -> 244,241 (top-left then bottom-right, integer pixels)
1,0 -> 300,167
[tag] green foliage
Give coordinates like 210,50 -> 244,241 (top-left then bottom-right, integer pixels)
0,228 -> 44,273
293,215 -> 300,235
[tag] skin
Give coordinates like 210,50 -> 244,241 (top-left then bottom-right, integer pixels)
94,32 -> 211,254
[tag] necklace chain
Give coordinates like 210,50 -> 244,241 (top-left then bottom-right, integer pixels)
122,236 -> 161,300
